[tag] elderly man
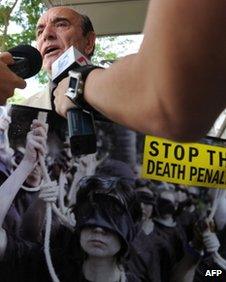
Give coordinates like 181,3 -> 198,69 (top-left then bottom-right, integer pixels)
21,6 -> 95,110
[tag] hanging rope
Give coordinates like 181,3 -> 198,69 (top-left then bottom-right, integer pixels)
38,112 -> 60,282
37,113 -> 75,282
21,182 -> 43,192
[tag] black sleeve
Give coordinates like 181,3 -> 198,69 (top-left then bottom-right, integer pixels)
0,233 -> 49,282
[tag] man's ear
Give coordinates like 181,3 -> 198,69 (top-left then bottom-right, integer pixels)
84,31 -> 96,58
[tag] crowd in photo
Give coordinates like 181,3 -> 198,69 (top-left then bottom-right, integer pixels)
0,108 -> 226,282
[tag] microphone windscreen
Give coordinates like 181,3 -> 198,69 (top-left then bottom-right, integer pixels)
8,44 -> 42,78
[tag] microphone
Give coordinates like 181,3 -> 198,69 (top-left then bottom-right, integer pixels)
8,44 -> 42,79
51,46 -> 107,122
51,47 -> 96,156
52,46 -> 91,84
51,47 -> 100,155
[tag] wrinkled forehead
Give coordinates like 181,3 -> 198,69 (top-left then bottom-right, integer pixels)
37,7 -> 82,27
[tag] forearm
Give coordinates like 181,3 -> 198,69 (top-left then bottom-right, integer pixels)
85,0 -> 226,141
85,54 -> 154,133
0,159 -> 33,227
141,0 -> 226,135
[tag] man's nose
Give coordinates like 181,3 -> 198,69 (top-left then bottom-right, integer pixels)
42,24 -> 57,41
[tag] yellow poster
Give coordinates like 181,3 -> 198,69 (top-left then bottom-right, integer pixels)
142,136 -> 226,189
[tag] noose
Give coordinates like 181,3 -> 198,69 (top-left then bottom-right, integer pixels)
37,113 -> 75,282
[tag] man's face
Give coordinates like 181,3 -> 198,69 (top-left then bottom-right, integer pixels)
36,7 -> 89,73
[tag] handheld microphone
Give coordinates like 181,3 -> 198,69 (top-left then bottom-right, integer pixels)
52,46 -> 91,84
51,46 -> 96,156
8,44 -> 42,79
51,46 -> 107,122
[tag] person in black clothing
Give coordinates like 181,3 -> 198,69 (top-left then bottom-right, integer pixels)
128,183 -> 173,282
175,186 -> 200,242
0,174 -> 143,281
153,190 -> 187,270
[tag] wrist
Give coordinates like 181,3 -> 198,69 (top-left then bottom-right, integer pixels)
65,65 -> 103,111
84,68 -> 104,105
20,158 -> 35,174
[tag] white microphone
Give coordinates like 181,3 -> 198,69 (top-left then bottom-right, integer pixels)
51,46 -> 91,83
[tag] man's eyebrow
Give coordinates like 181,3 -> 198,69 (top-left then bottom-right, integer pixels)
52,17 -> 71,24
36,17 -> 71,30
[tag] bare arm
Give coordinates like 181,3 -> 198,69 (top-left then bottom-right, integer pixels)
0,120 -> 47,258
54,0 -> 226,141
0,161 -> 35,258
0,52 -> 26,105
0,160 -> 35,227
85,0 -> 226,140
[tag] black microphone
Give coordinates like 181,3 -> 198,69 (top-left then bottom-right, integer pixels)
51,47 -> 97,156
8,44 -> 42,79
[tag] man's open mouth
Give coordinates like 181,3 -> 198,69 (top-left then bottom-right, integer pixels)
44,47 -> 60,56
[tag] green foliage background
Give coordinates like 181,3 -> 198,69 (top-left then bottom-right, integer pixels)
0,0 -> 46,51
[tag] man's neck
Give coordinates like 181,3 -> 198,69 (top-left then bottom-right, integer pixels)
83,256 -> 121,282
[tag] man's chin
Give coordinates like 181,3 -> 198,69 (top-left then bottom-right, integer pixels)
44,55 -> 62,73
44,61 -> 55,74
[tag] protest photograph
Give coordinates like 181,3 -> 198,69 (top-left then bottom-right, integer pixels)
0,1 -> 226,281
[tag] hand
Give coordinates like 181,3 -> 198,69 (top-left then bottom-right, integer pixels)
0,52 -> 26,105
23,120 -> 47,165
39,181 -> 59,204
53,77 -> 75,118
203,231 -> 220,253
